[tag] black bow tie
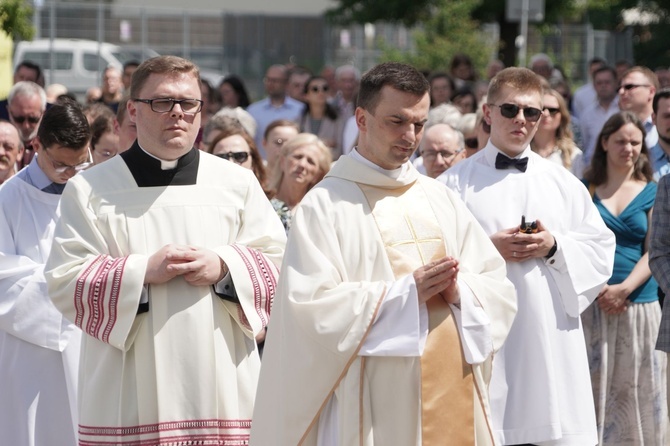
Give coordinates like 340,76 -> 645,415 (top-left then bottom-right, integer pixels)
495,153 -> 528,172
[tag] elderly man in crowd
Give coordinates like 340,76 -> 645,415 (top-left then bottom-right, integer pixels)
0,121 -> 23,184
6,81 -> 47,169
418,123 -> 466,178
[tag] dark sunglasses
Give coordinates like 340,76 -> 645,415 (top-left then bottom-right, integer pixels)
310,85 -> 329,93
216,152 -> 250,163
491,103 -> 542,122
619,83 -> 650,91
464,137 -> 479,149
543,107 -> 560,116
11,113 -> 40,124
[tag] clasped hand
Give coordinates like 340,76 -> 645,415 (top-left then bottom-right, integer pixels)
144,244 -> 227,286
413,256 -> 460,305
491,219 -> 555,263
597,284 -> 629,315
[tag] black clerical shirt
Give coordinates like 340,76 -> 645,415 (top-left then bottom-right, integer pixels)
120,142 -> 200,187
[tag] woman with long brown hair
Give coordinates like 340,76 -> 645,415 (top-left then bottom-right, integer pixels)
582,111 -> 666,445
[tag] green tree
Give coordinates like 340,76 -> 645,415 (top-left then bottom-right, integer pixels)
326,0 -> 670,69
326,0 -> 585,68
0,0 -> 33,40
378,1 -> 492,75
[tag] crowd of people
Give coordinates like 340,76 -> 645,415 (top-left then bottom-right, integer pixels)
2,50 -> 670,446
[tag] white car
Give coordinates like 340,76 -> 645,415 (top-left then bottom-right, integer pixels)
13,39 -> 131,100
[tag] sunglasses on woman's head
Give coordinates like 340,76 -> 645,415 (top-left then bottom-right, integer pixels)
216,152 -> 250,163
490,103 -> 543,122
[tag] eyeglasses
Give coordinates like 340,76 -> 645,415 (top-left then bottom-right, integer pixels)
422,149 -> 463,160
272,138 -> 288,146
619,83 -> 651,91
133,98 -> 203,114
490,103 -> 543,122
42,147 -> 93,173
310,85 -> 329,93
10,113 -> 41,124
464,137 -> 478,149
543,107 -> 560,116
215,151 -> 250,163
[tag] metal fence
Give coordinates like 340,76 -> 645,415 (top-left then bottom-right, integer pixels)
22,1 -> 632,98
523,21 -> 633,85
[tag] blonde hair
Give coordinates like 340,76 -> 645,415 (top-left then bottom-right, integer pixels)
268,133 -> 332,196
542,88 -> 576,169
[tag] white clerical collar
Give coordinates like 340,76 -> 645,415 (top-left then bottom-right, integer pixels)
138,144 -> 179,170
350,147 -> 410,180
482,141 -> 533,168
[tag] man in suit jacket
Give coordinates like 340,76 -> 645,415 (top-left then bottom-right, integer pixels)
650,173 -> 670,411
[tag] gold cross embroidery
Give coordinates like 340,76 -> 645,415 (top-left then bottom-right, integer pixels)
387,213 -> 443,266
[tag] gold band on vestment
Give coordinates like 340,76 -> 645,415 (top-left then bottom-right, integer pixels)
358,181 -> 475,445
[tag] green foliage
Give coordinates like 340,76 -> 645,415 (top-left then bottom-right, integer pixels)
379,2 -> 491,75
0,0 -> 33,41
327,0 -> 670,71
325,0 -> 439,27
333,0 -> 490,75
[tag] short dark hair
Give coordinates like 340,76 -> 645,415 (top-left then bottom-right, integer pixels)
37,99 -> 90,150
653,88 -> 670,114
14,61 -> 42,82
593,65 -> 617,81
357,62 -> 430,114
428,71 -> 455,90
90,114 -> 115,152
589,57 -> 607,66
130,56 -> 200,98
123,60 -> 141,71
584,111 -> 652,185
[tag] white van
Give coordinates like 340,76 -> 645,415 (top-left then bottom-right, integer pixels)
12,39 -> 144,99
14,39 -> 223,99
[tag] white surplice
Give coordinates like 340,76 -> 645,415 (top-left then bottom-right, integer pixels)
45,151 -> 286,445
0,168 -> 80,446
440,142 -> 616,446
250,151 -> 517,445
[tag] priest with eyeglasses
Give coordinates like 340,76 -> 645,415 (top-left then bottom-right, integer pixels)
439,67 -> 616,446
44,56 -> 285,445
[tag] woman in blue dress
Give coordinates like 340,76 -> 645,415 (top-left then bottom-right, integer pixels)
582,111 -> 667,445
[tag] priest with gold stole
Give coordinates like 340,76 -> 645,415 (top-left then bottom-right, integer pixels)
250,62 -> 517,446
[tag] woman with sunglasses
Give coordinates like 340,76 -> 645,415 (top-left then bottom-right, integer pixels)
206,127 -> 268,192
581,111 -> 666,445
299,76 -> 345,160
531,88 -> 584,177
266,133 -> 331,233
